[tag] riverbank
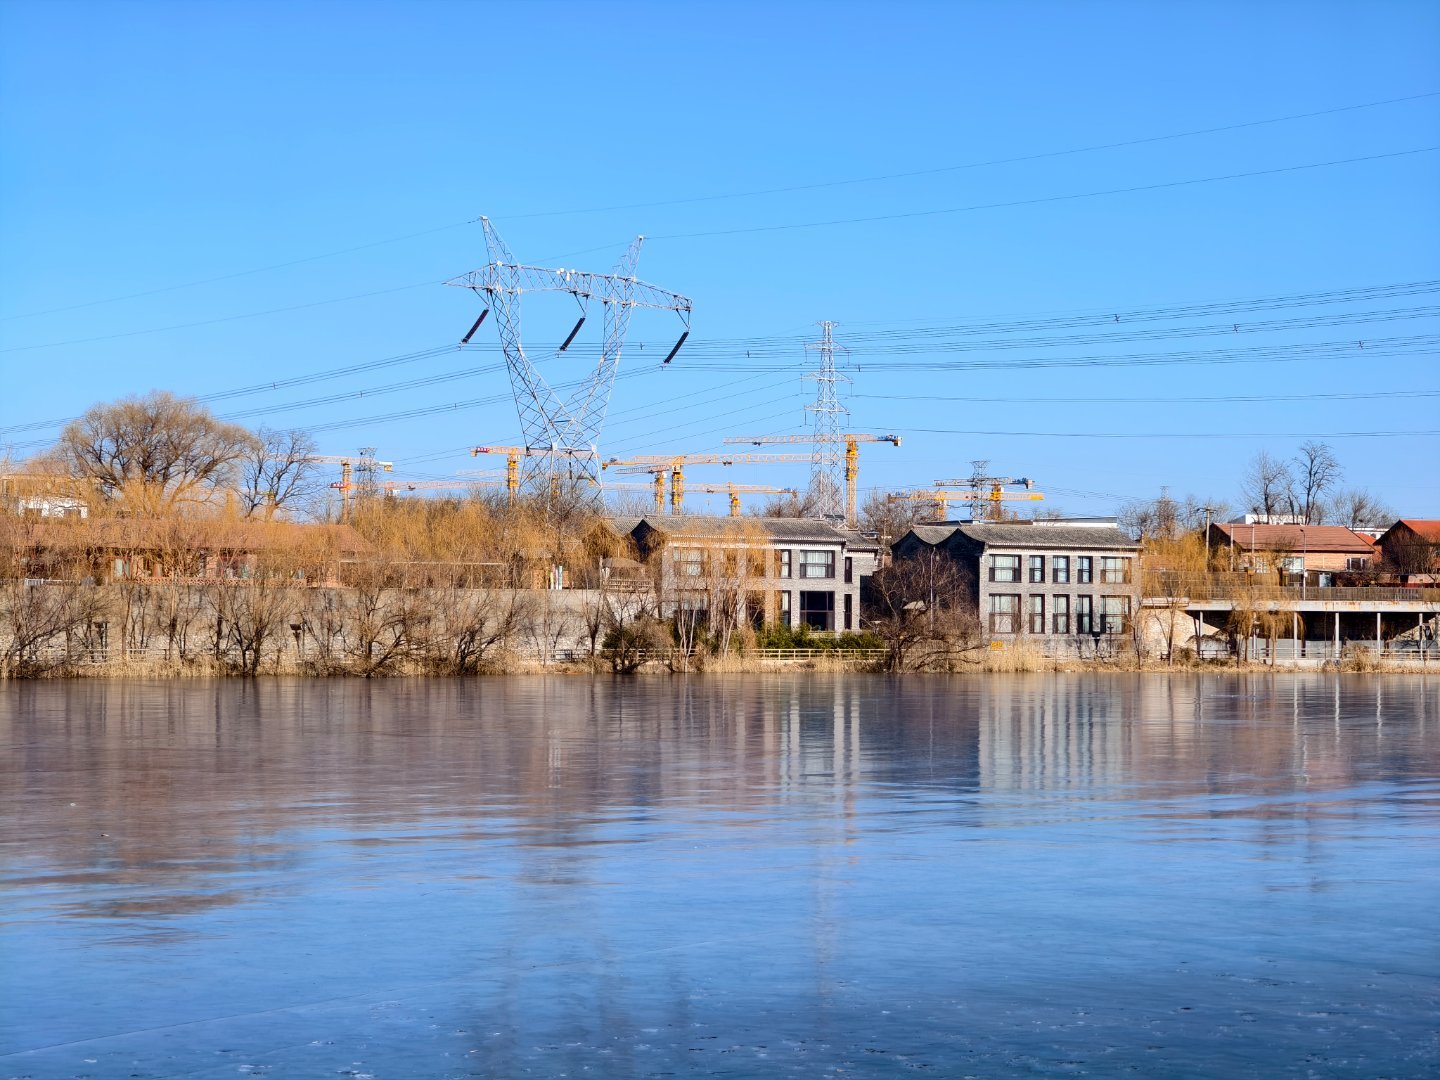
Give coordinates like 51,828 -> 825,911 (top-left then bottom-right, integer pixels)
5,649 -> 1436,679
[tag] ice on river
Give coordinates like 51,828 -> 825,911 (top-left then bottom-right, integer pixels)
2,674 -> 1437,1077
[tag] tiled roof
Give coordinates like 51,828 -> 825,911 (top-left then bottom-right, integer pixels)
899,525 -> 961,546
1211,522 -> 1375,554
635,516 -> 849,543
956,523 -> 1138,550
604,517 -> 644,537
1395,519 -> 1440,541
838,529 -> 883,551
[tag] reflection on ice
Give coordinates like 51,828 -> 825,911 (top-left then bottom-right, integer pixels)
1,674 -> 1437,1078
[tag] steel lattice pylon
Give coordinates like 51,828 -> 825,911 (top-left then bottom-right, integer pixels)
803,321 -> 850,520
447,218 -> 692,494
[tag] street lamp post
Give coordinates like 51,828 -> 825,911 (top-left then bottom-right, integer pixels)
1300,526 -> 1307,599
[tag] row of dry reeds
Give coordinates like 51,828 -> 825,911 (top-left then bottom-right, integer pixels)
0,495 -> 645,677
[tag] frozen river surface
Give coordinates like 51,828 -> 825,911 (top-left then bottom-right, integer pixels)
2,674 -> 1438,1078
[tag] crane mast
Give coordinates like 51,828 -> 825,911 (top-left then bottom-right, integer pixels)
722,433 -> 900,528
304,453 -> 393,523
605,453 -> 810,514
932,461 -> 1042,521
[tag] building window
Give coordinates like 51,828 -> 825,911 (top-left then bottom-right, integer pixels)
675,548 -> 704,577
747,550 -> 768,577
777,549 -> 792,579
1028,594 -> 1045,634
1052,556 -> 1070,584
844,593 -> 853,630
799,550 -> 836,579
777,590 -> 792,625
1028,555 -> 1045,583
1077,556 -> 1093,584
745,592 -> 765,630
1100,595 -> 1131,634
1052,594 -> 1070,635
844,556 -> 853,584
1345,557 -> 1368,571
990,554 -> 1021,582
800,590 -> 835,631
989,594 -> 1019,633
1100,556 -> 1131,584
1076,595 -> 1094,634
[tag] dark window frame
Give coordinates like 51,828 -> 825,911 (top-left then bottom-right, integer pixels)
799,549 -> 836,579
990,554 -> 1021,583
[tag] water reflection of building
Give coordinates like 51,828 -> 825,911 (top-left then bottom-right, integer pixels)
4,675 -> 1436,925
978,679 -> 1135,792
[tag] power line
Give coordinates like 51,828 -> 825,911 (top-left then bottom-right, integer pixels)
646,147 -> 1440,242
0,279 -> 439,354
0,343 -> 460,436
898,427 -> 1439,439
500,90 -> 1440,220
7,91 -> 1431,329
0,220 -> 479,322
855,388 -> 1440,405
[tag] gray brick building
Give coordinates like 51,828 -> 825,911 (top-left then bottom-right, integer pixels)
632,516 -> 872,632
892,519 -> 1141,656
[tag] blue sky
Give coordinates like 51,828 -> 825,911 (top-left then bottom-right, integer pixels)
3,0 -> 1437,519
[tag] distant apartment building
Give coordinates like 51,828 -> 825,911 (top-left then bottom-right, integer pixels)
891,519 -> 1142,655
630,516 -> 873,632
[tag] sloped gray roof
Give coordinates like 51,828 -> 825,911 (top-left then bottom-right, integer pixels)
898,525 -> 961,547
956,523 -> 1138,550
838,529 -> 883,552
635,515 -> 849,543
605,516 -> 644,537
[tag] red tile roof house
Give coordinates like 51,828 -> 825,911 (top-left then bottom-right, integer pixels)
1206,522 -> 1375,588
1376,520 -> 1440,583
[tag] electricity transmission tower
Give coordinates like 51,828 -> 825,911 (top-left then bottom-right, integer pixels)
931,461 -> 1041,521
803,321 -> 850,519
446,217 -> 692,495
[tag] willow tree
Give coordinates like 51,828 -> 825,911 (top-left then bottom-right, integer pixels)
56,392 -> 257,515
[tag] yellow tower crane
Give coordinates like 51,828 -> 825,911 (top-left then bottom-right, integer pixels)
603,453 -> 811,515
304,453 -> 393,522
599,479 -> 670,514
381,479 -> 505,498
932,471 -> 1044,521
695,483 -> 800,517
722,433 -> 901,528
469,445 -> 599,502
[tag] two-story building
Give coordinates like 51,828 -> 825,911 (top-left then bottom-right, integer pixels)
630,516 -> 869,632
891,519 -> 1142,655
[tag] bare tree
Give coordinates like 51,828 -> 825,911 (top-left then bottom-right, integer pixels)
858,489 -> 926,545
1240,451 -> 1295,520
1329,488 -> 1392,531
239,427 -> 320,519
56,392 -> 258,514
865,550 -> 981,672
757,489 -> 822,518
1119,489 -> 1181,541
1293,440 -> 1341,524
